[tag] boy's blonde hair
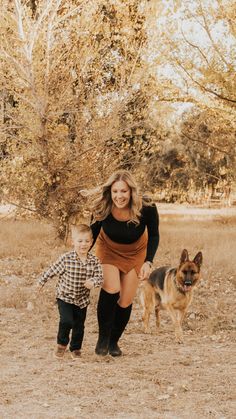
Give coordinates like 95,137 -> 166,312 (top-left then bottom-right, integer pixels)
71,224 -> 92,237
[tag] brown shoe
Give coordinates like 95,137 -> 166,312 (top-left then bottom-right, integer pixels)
54,345 -> 66,359
70,349 -> 81,360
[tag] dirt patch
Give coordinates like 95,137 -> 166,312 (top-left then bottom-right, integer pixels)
0,214 -> 235,419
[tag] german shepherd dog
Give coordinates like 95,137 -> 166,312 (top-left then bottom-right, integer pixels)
139,249 -> 203,343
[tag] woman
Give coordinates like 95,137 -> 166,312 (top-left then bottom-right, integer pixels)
90,170 -> 159,356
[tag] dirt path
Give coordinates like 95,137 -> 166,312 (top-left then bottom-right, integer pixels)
0,214 -> 235,418
0,301 -> 235,419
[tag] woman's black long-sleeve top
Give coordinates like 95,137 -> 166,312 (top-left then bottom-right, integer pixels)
90,204 -> 159,263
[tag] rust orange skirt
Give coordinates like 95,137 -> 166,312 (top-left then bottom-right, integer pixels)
95,228 -> 148,275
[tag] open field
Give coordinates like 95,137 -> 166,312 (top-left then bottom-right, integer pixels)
0,209 -> 236,419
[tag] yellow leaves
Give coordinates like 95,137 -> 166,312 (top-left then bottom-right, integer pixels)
219,167 -> 228,175
52,124 -> 69,138
135,128 -> 145,135
34,177 -> 46,189
11,156 -> 24,167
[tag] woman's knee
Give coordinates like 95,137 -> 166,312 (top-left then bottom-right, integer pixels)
118,297 -> 133,308
102,264 -> 120,293
119,269 -> 139,307
102,283 -> 120,293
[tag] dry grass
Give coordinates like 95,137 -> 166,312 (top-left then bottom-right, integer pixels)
0,219 -> 57,257
0,216 -> 235,313
158,218 -> 236,280
0,219 -> 68,276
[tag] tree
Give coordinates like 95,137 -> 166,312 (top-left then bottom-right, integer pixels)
145,0 -> 236,199
149,0 -> 236,110
0,0 -> 156,237
180,107 -> 235,200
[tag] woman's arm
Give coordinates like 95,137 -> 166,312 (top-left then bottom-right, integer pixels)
144,204 -> 160,263
139,205 -> 159,280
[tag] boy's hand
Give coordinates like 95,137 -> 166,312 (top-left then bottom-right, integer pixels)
84,279 -> 94,290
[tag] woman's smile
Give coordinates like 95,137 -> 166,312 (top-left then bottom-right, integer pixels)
111,180 -> 131,209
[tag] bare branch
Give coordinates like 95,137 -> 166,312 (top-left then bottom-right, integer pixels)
28,0 -> 56,59
56,0 -> 88,25
180,24 -> 210,66
4,201 -> 37,213
216,0 -> 236,37
198,0 -> 231,68
182,133 -> 233,156
175,58 -> 236,104
44,1 -> 62,93
0,49 -> 30,85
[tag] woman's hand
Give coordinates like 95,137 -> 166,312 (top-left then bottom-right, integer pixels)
139,261 -> 152,281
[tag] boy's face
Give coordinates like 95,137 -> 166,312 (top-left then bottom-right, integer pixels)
72,231 -> 93,257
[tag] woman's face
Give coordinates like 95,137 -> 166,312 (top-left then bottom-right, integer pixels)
111,180 -> 131,209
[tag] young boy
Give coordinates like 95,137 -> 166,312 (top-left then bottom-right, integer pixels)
37,224 -> 103,360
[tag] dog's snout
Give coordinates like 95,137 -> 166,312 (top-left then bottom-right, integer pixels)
184,279 -> 192,286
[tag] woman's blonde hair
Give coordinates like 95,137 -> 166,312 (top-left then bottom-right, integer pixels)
86,170 -> 143,223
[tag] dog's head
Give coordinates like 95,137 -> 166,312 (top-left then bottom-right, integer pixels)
176,249 -> 203,292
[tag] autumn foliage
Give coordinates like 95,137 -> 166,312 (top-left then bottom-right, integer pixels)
0,0 -> 235,236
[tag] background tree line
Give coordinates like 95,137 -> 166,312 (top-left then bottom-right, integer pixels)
0,0 -> 235,237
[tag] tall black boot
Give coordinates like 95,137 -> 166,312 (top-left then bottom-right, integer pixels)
109,304 -> 132,357
95,289 -> 120,356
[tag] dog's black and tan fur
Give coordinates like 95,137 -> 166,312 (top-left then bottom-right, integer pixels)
139,249 -> 203,343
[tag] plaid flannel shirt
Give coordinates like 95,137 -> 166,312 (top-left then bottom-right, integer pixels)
38,251 -> 103,308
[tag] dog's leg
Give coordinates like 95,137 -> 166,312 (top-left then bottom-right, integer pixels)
142,308 -> 152,334
154,296 -> 161,331
180,309 -> 187,326
167,306 -> 184,343
174,310 -> 184,343
139,282 -> 154,333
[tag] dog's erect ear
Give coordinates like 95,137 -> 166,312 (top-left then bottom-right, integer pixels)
180,249 -> 189,265
193,252 -> 203,268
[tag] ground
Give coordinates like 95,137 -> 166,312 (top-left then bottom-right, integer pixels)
0,205 -> 235,419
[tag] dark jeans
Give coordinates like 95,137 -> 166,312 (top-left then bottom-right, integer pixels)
57,299 -> 87,351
